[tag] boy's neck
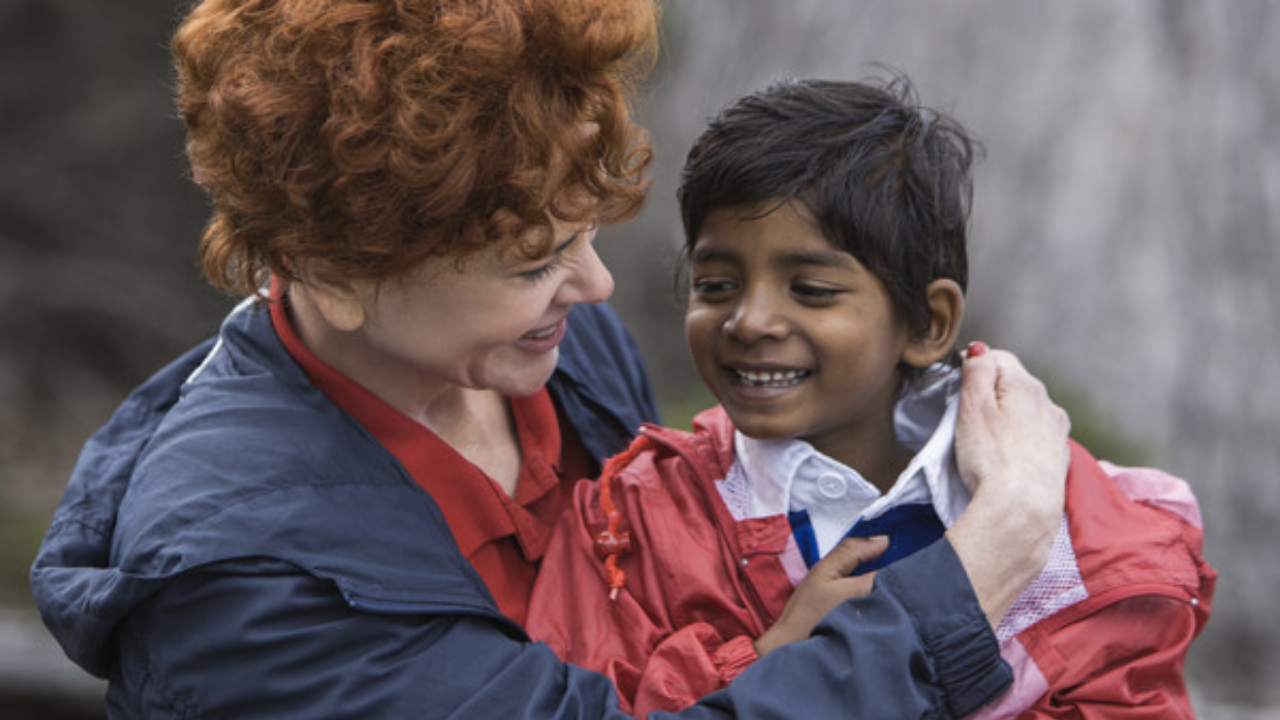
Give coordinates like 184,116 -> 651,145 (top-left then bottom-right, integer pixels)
810,422 -> 914,496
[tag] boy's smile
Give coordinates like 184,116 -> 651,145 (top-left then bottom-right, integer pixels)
684,200 -> 915,471
734,367 -> 811,390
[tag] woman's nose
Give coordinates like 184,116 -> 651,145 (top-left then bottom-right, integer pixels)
560,241 -> 615,305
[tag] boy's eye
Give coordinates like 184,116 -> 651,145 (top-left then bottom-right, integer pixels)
792,283 -> 841,304
690,277 -> 736,299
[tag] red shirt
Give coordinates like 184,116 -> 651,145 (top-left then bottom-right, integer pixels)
269,289 -> 593,624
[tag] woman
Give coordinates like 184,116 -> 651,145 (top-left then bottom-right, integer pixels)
31,1 -> 1069,717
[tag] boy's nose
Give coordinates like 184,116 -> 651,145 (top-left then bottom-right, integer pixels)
723,290 -> 787,342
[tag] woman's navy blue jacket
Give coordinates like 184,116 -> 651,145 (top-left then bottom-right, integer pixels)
31,300 -> 1010,719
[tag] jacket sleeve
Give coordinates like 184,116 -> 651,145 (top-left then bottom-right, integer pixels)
721,539 -> 1012,719
123,546 -> 1007,720
528,511 -> 762,716
526,462 -> 763,716
1010,594 -> 1203,719
118,559 -> 640,720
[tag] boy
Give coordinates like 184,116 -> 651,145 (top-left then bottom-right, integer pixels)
526,76 -> 1215,718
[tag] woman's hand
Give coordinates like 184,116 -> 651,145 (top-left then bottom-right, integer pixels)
947,343 -> 1071,628
753,536 -> 888,656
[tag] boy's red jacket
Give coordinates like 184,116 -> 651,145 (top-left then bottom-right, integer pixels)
526,406 -> 1216,719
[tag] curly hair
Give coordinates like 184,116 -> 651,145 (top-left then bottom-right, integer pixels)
173,0 -> 657,296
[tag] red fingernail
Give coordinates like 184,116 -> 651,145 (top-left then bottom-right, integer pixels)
966,341 -> 988,358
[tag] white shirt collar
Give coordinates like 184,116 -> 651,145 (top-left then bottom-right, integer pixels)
729,365 -> 971,558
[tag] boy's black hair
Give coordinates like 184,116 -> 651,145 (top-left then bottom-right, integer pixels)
677,74 -> 977,343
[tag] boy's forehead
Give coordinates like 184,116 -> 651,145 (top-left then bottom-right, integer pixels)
718,197 -> 803,223
689,242 -> 858,270
689,218 -> 857,271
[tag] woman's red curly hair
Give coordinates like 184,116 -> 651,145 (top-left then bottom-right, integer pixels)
173,0 -> 658,296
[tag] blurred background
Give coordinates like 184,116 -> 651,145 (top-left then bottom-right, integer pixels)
2,1 -> 1277,718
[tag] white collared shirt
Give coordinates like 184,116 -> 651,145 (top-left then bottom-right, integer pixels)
716,366 -> 972,559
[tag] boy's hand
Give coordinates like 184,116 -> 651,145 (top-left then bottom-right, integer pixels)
753,536 -> 888,656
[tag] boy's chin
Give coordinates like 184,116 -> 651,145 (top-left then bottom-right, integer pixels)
724,414 -> 798,442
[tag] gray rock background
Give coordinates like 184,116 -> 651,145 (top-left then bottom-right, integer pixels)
2,1 -> 1276,716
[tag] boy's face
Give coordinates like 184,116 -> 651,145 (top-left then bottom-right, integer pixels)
684,200 -> 913,464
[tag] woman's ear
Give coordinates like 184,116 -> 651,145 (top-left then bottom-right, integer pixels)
290,259 -> 368,333
901,279 -> 965,368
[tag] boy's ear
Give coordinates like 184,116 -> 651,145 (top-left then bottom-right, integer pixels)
291,259 -> 369,333
901,279 -> 965,368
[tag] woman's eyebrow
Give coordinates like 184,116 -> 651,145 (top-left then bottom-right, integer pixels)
552,227 -> 590,255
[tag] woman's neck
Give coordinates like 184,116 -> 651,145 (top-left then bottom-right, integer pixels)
287,284 -> 524,495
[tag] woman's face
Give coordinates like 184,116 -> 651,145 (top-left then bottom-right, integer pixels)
352,218 -> 613,401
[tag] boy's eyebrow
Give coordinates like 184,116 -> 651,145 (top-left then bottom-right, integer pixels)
688,245 -> 734,264
783,248 -> 859,269
689,244 -> 857,269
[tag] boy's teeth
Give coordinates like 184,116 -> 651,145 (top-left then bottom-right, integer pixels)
736,369 -> 808,387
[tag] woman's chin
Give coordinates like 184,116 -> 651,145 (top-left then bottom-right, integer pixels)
486,350 -> 560,397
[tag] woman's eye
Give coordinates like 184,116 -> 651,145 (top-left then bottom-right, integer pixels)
520,222 -> 596,281
520,256 -> 562,281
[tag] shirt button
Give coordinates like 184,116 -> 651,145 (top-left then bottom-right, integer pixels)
817,473 -> 848,499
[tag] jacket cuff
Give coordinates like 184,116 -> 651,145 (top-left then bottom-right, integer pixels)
712,635 -> 760,684
877,539 -> 1012,717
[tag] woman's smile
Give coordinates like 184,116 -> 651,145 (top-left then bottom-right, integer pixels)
517,317 -> 569,353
